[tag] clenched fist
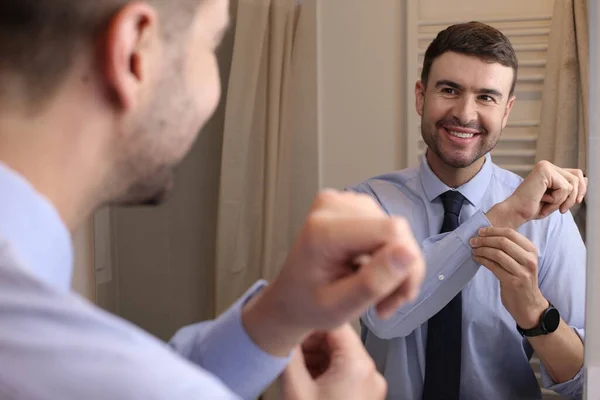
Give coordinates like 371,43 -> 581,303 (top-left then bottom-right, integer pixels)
487,161 -> 587,229
242,190 -> 426,356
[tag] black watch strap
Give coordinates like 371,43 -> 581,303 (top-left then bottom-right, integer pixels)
517,322 -> 545,337
516,303 -> 561,337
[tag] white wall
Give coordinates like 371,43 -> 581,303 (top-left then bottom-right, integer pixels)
318,0 -> 406,190
71,218 -> 95,301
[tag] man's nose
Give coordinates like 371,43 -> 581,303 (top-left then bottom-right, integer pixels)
452,96 -> 478,126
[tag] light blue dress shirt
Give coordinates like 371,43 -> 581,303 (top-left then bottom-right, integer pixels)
349,154 -> 586,400
0,162 -> 289,400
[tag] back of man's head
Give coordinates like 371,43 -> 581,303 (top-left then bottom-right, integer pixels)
0,0 -> 228,227
421,21 -> 519,96
0,0 -> 199,108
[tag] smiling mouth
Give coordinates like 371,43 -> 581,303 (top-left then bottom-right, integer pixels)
443,127 -> 480,139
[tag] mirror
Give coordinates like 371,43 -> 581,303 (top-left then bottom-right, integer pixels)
348,1 -> 587,400
85,0 -> 594,398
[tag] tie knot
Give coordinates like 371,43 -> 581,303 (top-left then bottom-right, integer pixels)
439,190 -> 465,216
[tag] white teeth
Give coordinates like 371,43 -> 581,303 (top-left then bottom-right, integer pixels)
448,130 -> 475,139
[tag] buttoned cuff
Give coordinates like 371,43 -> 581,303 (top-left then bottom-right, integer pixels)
539,326 -> 584,399
362,211 -> 491,339
192,280 -> 291,400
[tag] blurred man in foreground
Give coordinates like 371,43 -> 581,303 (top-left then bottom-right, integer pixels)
0,1 -> 427,399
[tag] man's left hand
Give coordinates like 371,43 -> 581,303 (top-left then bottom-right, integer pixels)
470,227 -> 548,328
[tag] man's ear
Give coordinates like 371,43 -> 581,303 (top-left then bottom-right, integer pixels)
415,80 -> 426,117
501,95 -> 516,129
100,2 -> 159,111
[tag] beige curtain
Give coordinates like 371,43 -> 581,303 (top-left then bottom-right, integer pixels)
536,0 -> 588,238
215,0 -> 299,314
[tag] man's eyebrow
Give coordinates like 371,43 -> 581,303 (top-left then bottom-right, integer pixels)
434,80 -> 464,91
435,80 -> 504,98
478,88 -> 504,99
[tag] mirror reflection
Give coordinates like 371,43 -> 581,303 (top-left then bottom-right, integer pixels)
352,1 -> 587,399
58,0 -> 586,399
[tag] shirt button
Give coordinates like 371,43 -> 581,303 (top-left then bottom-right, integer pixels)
438,274 -> 445,281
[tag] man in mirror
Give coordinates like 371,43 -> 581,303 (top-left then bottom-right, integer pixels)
350,21 -> 586,399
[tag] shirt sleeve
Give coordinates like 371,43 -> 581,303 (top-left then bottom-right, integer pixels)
360,210 -> 491,339
529,211 -> 586,398
169,280 -> 291,400
348,184 -> 492,339
0,251 -> 242,400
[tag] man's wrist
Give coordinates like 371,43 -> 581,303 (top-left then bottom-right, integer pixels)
516,297 -> 551,330
486,199 -> 526,229
241,283 -> 307,357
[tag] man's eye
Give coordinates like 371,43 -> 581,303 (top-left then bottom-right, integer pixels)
442,88 -> 457,95
479,95 -> 495,102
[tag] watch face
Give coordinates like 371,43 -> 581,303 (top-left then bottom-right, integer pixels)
543,307 -> 560,333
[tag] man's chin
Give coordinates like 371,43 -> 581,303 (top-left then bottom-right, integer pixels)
445,158 -> 478,169
438,150 -> 483,169
112,175 -> 175,207
112,190 -> 171,207
136,189 -> 172,207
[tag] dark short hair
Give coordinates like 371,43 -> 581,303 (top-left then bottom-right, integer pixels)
421,21 -> 518,96
0,0 -> 198,107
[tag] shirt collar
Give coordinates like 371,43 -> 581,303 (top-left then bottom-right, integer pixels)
419,152 -> 493,207
0,162 -> 73,292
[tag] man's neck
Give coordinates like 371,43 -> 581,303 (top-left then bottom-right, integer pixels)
426,150 -> 486,188
0,102 -> 108,232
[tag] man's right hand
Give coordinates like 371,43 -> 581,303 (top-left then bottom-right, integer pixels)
486,161 -> 587,229
242,190 -> 425,357
280,324 -> 387,400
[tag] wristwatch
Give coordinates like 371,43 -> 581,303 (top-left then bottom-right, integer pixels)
516,303 -> 560,337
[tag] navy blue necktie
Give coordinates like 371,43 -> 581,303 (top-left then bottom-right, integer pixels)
422,190 -> 465,400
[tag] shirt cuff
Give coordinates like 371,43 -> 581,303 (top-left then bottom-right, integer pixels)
362,211 -> 491,339
192,280 -> 291,400
540,327 -> 585,398
454,210 -> 492,246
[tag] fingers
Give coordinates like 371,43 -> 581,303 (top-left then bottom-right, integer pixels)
301,331 -> 329,352
374,279 -> 415,319
280,346 -> 314,400
470,227 -> 539,276
554,167 -> 578,213
325,323 -> 364,350
537,161 -> 571,216
530,161 -> 568,216
311,189 -> 385,217
304,212 -> 410,264
541,191 -> 554,204
301,331 -> 331,379
563,168 -> 587,203
371,372 -> 388,400
473,227 -> 537,254
302,349 -> 330,379
471,245 -> 522,276
512,162 -> 586,223
472,254 -> 512,282
322,324 -> 388,400
320,238 -> 425,325
535,162 -> 586,216
470,238 -> 528,270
